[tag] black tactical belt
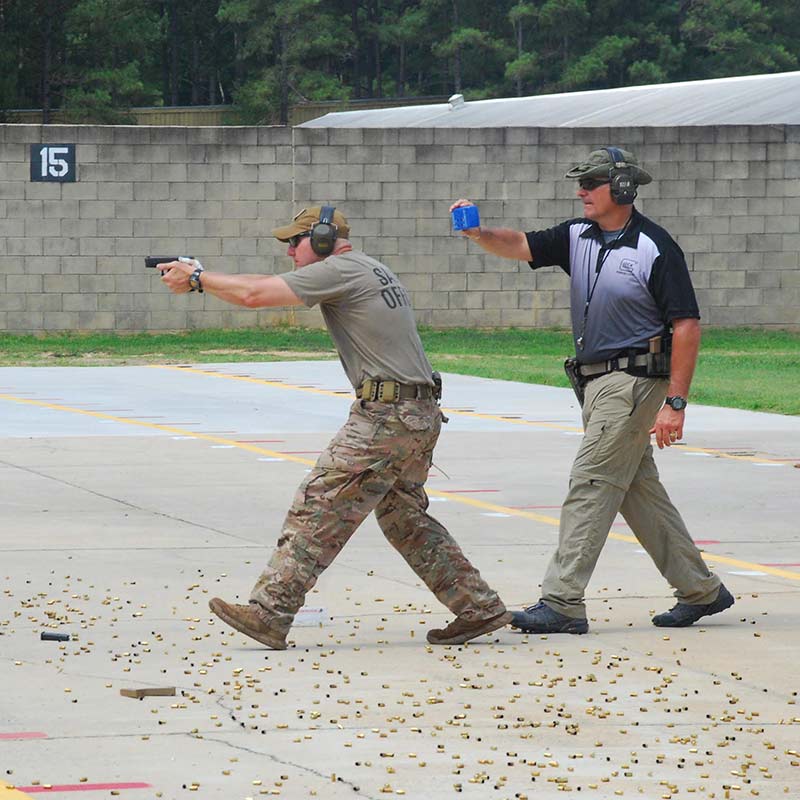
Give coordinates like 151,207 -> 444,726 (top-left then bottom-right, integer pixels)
579,353 -> 649,379
357,379 -> 434,402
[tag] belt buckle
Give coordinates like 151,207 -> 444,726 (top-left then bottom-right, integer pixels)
377,380 -> 400,402
361,379 -> 379,401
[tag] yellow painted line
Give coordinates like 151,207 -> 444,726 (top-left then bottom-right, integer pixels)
608,531 -> 800,580
148,364 -> 352,400
1,388 -> 797,583
148,364 -> 583,432
147,365 -> 791,463
678,444 -> 790,464
0,393 -> 310,467
0,782 -> 34,799
430,492 -> 800,581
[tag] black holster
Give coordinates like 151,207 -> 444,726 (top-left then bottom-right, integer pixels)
646,333 -> 672,378
564,357 -> 586,406
432,371 -> 449,422
432,371 -> 443,401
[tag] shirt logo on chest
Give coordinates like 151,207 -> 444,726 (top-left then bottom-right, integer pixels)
617,258 -> 637,276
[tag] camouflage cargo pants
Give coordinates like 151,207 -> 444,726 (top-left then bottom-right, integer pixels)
250,398 -> 506,634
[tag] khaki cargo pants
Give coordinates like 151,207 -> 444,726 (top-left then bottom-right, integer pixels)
250,398 -> 506,634
541,370 -> 721,619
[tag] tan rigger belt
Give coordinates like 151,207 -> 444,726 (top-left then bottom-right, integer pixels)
357,379 -> 434,402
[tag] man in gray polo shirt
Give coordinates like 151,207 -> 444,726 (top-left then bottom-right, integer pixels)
451,148 -> 734,634
158,206 -> 511,648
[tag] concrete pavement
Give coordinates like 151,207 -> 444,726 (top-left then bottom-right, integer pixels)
1,362 -> 798,800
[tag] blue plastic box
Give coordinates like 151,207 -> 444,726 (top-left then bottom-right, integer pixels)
451,204 -> 480,231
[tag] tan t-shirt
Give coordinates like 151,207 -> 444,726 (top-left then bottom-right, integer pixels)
280,250 -> 434,390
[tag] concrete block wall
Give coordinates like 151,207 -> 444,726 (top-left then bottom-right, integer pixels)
0,124 -> 324,331
1,123 -> 799,331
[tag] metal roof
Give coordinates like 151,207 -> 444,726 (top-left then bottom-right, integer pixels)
299,71 -> 800,128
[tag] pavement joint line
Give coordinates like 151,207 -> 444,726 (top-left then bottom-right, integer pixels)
147,364 -> 790,463
2,390 -> 798,584
0,455 -> 260,547
203,721 -> 381,800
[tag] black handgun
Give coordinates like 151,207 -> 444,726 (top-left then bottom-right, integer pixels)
144,256 -> 194,269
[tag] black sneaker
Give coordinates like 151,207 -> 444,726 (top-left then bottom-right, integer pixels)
510,601 -> 589,634
652,584 -> 735,628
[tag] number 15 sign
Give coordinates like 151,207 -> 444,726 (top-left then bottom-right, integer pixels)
30,144 -> 77,182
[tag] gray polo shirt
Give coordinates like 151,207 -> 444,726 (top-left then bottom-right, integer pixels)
526,208 -> 700,364
280,250 -> 434,390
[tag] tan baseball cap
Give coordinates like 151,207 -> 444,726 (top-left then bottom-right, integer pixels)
272,206 -> 350,241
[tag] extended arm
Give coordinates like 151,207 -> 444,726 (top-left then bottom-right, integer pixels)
159,260 -> 302,308
449,199 -> 532,261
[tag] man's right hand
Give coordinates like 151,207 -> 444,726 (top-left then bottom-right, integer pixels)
448,199 -> 532,261
449,198 -> 482,240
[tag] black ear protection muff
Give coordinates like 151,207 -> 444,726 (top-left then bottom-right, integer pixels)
604,146 -> 637,205
309,205 -> 338,256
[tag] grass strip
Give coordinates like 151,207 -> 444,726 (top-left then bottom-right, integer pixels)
0,327 -> 798,416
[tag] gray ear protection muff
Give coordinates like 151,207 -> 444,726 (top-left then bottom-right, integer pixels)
604,147 -> 637,205
310,205 -> 338,256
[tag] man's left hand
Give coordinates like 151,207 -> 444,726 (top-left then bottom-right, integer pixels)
650,405 -> 684,449
159,259 -> 196,294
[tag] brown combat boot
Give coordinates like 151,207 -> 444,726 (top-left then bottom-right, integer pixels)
209,597 -> 288,650
426,610 -> 513,645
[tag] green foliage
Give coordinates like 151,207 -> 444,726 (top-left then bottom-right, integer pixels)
59,0 -> 161,120
508,2 -> 538,26
681,0 -> 797,75
505,52 -> 539,84
3,0 -> 800,121
559,35 -> 637,90
227,71 -> 281,124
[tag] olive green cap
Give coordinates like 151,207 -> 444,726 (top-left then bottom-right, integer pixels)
564,148 -> 652,185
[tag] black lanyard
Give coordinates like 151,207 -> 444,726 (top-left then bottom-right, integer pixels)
576,215 -> 633,351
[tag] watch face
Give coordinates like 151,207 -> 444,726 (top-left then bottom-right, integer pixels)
668,396 -> 687,411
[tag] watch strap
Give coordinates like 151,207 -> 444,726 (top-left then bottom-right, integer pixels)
665,395 -> 687,411
189,264 -> 204,293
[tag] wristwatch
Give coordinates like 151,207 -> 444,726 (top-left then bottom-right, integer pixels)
665,395 -> 688,411
188,262 -> 204,293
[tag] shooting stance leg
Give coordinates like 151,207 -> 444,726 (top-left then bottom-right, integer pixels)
249,401 -> 399,633
375,416 -> 506,621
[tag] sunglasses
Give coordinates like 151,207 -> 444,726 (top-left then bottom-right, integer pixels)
578,178 -> 610,191
288,232 -> 310,248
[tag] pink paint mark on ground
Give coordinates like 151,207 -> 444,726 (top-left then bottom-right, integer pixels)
693,540 -> 721,545
18,783 -> 150,794
761,563 -> 800,568
0,733 -> 47,740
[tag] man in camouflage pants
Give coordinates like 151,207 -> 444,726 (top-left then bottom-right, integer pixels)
159,206 -> 511,649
